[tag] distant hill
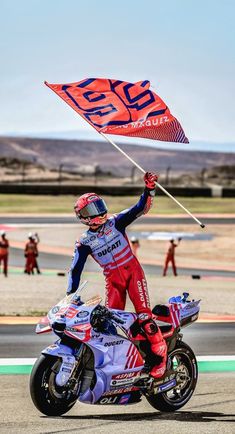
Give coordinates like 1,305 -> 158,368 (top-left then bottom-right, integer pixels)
0,135 -> 235,177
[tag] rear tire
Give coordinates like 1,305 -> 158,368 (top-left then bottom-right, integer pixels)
146,341 -> 198,412
30,355 -> 78,416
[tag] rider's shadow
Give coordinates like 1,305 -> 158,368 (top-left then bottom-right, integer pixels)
49,410 -> 235,423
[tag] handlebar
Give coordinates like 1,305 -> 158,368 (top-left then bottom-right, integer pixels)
108,311 -> 125,325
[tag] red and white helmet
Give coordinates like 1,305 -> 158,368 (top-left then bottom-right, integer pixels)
74,193 -> 108,226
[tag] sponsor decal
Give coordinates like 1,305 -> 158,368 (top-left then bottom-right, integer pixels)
82,238 -> 90,245
65,306 -> 78,319
91,332 -> 101,338
61,367 -> 71,373
155,373 -> 175,386
104,228 -> 112,236
119,394 -> 131,404
110,372 -> 139,388
102,386 -> 138,396
76,310 -> 89,318
90,235 -> 96,241
51,306 -> 60,314
158,379 -> 176,392
97,240 -> 121,257
109,220 -> 114,227
74,318 -> 89,324
138,312 -> 150,321
104,339 -> 124,347
47,344 -> 58,350
99,396 -> 118,405
112,372 -> 137,380
87,195 -> 99,202
137,280 -> 147,307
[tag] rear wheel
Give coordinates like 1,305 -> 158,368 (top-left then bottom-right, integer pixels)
30,355 -> 80,416
146,341 -> 198,412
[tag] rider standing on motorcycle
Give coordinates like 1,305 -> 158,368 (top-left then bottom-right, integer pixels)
67,172 -> 167,378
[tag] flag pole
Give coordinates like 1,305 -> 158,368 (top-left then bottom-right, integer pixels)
100,132 -> 205,228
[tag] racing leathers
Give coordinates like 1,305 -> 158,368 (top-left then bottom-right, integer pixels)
67,186 -> 167,378
0,236 -> 9,277
25,239 -> 38,274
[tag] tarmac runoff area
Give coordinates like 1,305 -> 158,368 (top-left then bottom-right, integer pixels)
0,373 -> 235,434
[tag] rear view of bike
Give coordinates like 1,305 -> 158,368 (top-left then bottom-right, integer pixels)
145,293 -> 200,411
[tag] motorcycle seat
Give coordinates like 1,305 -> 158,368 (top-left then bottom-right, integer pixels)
158,324 -> 173,333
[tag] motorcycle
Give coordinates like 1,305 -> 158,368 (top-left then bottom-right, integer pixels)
30,282 -> 200,416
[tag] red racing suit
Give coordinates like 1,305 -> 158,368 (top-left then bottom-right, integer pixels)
0,237 -> 9,277
68,187 -> 168,378
25,240 -> 38,274
163,242 -> 178,276
67,188 -> 154,315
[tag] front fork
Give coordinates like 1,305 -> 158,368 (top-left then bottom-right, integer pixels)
42,341 -> 83,387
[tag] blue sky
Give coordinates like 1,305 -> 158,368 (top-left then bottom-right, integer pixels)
1,0 -> 235,147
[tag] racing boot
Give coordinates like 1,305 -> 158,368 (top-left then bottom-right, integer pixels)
138,313 -> 167,379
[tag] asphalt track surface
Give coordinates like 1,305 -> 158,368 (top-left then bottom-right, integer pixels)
1,373 -> 235,434
9,246 -> 235,277
1,323 -> 234,358
1,216 -> 235,225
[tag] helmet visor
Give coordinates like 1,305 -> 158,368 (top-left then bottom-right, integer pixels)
79,199 -> 107,218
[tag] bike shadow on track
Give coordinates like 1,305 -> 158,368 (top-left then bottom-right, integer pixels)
44,411 -> 235,424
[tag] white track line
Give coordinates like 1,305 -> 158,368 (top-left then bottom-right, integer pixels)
0,356 -> 235,366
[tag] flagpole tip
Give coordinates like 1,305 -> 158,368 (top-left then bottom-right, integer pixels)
200,224 -> 206,229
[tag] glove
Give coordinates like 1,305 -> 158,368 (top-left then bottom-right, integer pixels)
144,172 -> 159,190
90,305 -> 116,334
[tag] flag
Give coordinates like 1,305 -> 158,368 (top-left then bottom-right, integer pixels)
45,78 -> 189,143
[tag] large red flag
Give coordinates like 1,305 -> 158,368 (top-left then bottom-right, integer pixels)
45,78 -> 189,143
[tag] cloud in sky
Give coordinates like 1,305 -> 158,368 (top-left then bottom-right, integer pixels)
1,0 -> 235,143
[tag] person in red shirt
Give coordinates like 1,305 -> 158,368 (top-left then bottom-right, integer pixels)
0,231 -> 9,277
163,238 -> 181,276
24,233 -> 38,275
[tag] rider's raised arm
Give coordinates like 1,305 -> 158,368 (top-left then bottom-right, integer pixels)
67,242 -> 91,295
115,172 -> 158,231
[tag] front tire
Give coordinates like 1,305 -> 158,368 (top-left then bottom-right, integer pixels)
146,341 -> 198,412
30,355 -> 78,416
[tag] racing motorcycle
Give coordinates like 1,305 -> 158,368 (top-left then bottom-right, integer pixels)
30,282 -> 200,416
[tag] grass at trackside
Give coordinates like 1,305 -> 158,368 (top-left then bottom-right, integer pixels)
0,194 -> 235,214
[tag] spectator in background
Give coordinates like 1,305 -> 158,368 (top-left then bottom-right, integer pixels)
24,233 -> 38,275
130,236 -> 140,257
163,238 -> 182,276
0,231 -> 9,277
33,233 -> 41,274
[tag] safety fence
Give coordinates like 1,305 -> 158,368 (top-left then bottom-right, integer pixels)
0,184 -> 234,197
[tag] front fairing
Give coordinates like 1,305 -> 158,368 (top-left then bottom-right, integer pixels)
35,285 -> 102,336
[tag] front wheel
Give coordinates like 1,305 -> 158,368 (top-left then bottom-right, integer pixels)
30,355 -> 79,416
146,341 -> 198,412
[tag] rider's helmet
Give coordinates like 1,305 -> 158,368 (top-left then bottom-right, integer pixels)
74,193 -> 108,227
28,232 -> 34,240
0,230 -> 6,237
